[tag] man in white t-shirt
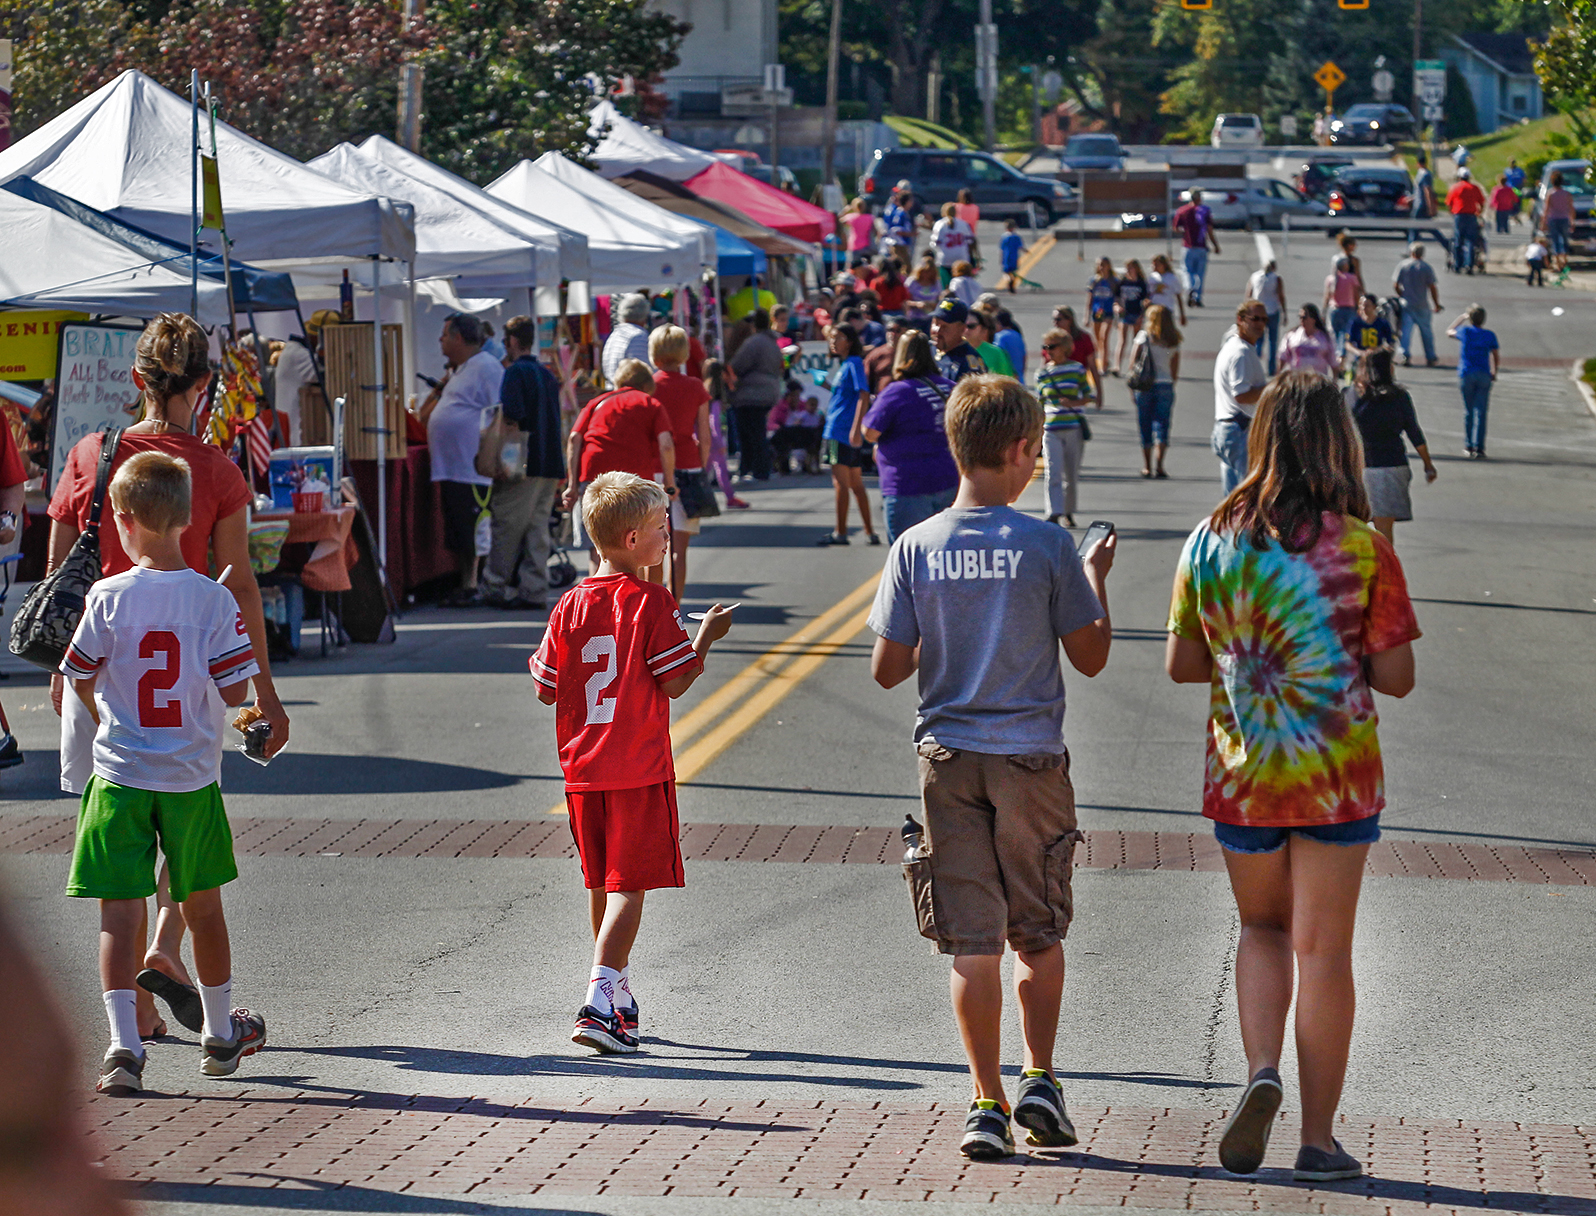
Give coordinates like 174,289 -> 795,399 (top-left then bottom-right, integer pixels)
419,313 -> 506,606
601,294 -> 653,385
930,203 -> 975,284
60,450 -> 266,1097
1244,260 -> 1285,374
1212,302 -> 1270,493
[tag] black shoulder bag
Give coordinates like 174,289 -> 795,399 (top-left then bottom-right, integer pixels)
8,429 -> 122,670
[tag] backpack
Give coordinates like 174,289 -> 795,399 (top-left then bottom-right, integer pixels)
1127,335 -> 1158,392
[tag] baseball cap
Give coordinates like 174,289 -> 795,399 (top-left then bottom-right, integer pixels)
896,178 -> 912,190
933,297 -> 968,324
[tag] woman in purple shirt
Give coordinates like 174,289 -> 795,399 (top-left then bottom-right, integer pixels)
858,330 -> 959,543
1278,304 -> 1341,379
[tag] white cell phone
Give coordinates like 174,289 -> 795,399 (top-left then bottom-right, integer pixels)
1077,520 -> 1114,555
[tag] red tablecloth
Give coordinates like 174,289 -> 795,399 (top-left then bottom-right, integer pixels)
349,448 -> 456,597
255,507 -> 358,593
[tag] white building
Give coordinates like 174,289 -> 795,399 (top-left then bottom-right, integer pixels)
648,0 -> 778,119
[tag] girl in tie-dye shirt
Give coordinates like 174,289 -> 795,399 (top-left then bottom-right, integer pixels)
1164,371 -> 1419,1186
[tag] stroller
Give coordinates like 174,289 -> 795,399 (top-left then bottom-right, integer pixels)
546,499 -> 579,593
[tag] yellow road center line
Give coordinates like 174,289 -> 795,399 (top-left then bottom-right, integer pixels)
673,601 -> 877,784
545,574 -> 881,814
668,573 -> 880,751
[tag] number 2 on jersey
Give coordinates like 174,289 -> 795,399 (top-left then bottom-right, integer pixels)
138,630 -> 184,728
582,635 -> 618,725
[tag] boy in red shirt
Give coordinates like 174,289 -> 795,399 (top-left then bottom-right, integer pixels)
532,473 -> 733,1053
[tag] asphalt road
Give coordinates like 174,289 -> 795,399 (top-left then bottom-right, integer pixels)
2,217 -> 1593,1215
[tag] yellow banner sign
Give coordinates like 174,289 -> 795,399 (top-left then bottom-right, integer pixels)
0,309 -> 89,380
201,154 -> 224,230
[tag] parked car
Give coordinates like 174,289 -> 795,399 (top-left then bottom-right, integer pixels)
1059,133 -> 1126,173
1210,113 -> 1264,149
1530,159 -> 1595,241
1170,180 -> 1320,229
858,147 -> 1072,223
749,164 -> 800,193
1328,103 -> 1416,146
1325,166 -> 1414,218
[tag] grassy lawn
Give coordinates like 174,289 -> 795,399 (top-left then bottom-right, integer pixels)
1395,112 -> 1576,185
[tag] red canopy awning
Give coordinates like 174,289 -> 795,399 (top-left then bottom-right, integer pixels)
681,161 -> 836,247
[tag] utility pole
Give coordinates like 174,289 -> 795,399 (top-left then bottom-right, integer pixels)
397,0 -> 424,151
1412,0 -> 1423,157
1030,63 -> 1042,146
821,0 -> 841,186
977,0 -> 997,152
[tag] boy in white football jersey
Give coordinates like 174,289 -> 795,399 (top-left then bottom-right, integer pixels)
60,451 -> 267,1095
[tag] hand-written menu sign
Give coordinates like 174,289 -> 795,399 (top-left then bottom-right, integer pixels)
50,322 -> 143,493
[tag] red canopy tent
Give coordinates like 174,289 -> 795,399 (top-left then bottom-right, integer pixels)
681,161 -> 836,247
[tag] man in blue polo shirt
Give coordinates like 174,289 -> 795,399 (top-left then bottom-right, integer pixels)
1446,305 -> 1499,460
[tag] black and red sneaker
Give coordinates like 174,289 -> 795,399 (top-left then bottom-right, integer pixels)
571,1005 -> 638,1054
617,998 -> 639,1039
202,1009 -> 267,1077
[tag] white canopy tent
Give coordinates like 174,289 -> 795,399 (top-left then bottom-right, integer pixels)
588,100 -> 717,182
0,71 -> 422,583
486,154 -> 708,290
0,70 -> 414,268
0,187 -> 230,322
356,135 -> 591,315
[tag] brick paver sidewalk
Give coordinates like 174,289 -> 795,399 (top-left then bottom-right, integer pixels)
9,816 -> 1594,884
94,1093 -> 1596,1212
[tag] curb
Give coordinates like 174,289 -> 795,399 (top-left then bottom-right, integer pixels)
1570,358 -> 1596,421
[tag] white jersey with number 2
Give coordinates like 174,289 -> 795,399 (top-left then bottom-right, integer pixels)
61,566 -> 259,793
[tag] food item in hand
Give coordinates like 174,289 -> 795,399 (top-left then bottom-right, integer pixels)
232,705 -> 265,734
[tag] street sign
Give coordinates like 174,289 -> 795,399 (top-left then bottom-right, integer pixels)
1415,62 -> 1447,109
1279,114 -> 1298,137
1180,0 -> 1212,9
1373,69 -> 1394,100
1314,61 -> 1346,93
1422,104 -> 1444,122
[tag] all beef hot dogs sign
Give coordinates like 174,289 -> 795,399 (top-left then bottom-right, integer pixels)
50,322 -> 143,491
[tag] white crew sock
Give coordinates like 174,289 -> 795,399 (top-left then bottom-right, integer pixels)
103,989 -> 142,1055
585,966 -> 622,1016
615,966 -> 635,1011
198,978 -> 234,1041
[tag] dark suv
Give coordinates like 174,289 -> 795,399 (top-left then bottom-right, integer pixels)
1329,104 -> 1417,147
857,148 -> 1072,223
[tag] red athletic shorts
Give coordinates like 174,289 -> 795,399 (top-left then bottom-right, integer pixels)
565,781 -> 685,892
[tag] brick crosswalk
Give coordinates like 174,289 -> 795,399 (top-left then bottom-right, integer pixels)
5,814 -> 1594,884
94,1093 -> 1596,1212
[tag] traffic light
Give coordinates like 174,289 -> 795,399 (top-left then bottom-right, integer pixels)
1337,0 -> 1369,8
1180,0 -> 1212,9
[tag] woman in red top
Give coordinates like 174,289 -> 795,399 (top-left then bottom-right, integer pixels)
46,313 -> 291,1038
873,260 -> 909,314
1487,175 -> 1518,236
649,325 -> 712,600
563,359 -> 676,576
0,414 -> 26,769
1050,305 -> 1104,409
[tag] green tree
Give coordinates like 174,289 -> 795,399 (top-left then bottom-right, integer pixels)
420,0 -> 689,183
1533,0 -> 1596,149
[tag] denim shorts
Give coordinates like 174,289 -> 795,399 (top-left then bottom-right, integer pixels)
1214,814 -> 1381,855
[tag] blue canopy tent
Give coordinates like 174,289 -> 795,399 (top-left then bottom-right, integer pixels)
2,176 -> 299,314
705,222 -> 767,279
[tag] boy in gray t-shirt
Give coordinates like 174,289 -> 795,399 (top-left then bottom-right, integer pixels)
868,374 -> 1114,1162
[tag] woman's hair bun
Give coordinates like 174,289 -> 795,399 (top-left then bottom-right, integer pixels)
135,313 -> 211,400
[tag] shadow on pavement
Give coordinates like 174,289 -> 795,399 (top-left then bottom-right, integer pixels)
219,753 -> 525,795
1023,1152 -> 1596,1215
127,1179 -> 595,1213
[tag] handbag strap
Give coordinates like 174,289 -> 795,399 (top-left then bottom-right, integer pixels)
918,377 -> 950,404
85,428 -> 123,536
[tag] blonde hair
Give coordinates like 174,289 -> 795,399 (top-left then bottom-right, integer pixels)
134,313 -> 210,411
944,374 -> 1043,472
1143,303 -> 1182,347
941,202 -> 957,219
109,450 -> 192,534
648,324 -> 690,370
612,358 -> 656,393
581,471 -> 668,554
952,260 -> 974,278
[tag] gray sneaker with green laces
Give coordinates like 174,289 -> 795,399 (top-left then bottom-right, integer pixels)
1013,1070 -> 1078,1148
959,1099 -> 1015,1160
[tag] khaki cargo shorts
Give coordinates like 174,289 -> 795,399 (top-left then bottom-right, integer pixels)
906,742 -> 1083,956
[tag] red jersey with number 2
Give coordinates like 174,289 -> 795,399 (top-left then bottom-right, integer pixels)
532,573 -> 701,792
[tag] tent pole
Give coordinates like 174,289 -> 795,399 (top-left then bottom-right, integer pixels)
371,257 -> 388,588
189,69 -> 199,318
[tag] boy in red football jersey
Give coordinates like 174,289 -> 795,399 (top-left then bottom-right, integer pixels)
532,472 -> 733,1053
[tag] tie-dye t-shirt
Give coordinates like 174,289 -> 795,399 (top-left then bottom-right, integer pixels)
1167,512 -> 1420,826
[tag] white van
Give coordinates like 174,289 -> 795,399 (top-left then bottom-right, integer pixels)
1211,113 -> 1264,149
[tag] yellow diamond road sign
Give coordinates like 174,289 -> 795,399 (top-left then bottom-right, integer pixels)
1314,61 -> 1346,93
